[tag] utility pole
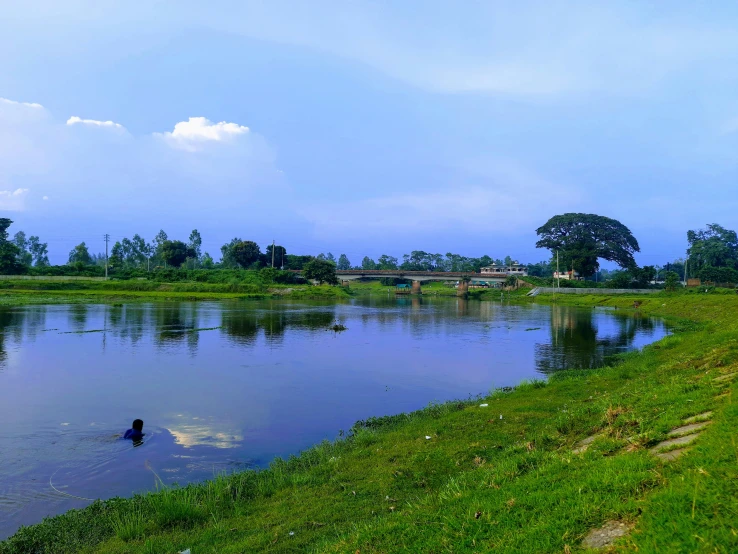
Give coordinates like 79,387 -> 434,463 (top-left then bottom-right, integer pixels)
104,233 -> 110,279
271,239 -> 275,268
556,251 -> 560,289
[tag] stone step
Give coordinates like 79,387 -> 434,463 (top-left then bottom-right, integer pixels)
649,432 -> 702,454
683,411 -> 712,423
667,421 -> 711,437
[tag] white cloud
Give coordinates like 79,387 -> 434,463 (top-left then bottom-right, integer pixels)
66,115 -> 125,130
0,97 -> 43,109
155,117 -> 250,151
0,97 -> 282,222
0,188 -> 30,211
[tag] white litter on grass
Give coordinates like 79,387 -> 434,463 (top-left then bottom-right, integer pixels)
178,550 -> 191,554
479,403 -> 488,407
289,531 -> 295,536
425,435 -> 432,440
500,414 -> 503,420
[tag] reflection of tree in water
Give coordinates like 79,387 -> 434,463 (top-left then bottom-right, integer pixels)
221,308 -> 336,346
0,307 -> 22,368
67,305 -> 88,331
153,304 -> 201,352
535,307 -> 658,374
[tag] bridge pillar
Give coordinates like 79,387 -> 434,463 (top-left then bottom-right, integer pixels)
411,280 -> 422,295
456,280 -> 469,297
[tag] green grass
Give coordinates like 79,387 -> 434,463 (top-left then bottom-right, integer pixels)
0,283 -> 352,304
2,292 -> 738,553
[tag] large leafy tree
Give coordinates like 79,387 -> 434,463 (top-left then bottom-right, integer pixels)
232,241 -> 261,268
161,240 -> 194,267
68,242 -> 92,265
303,259 -> 339,285
535,213 -> 640,277
687,224 -> 738,270
0,219 -> 23,274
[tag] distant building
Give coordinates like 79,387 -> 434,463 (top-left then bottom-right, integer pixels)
553,270 -> 581,281
480,262 -> 528,276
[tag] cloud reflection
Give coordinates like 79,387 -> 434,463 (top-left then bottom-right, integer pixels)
165,415 -> 243,449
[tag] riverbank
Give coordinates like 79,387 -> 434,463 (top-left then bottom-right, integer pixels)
2,292 -> 736,553
0,282 -> 351,305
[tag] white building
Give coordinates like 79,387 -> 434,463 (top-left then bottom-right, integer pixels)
480,262 -> 528,276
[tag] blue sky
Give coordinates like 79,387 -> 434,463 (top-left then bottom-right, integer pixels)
1,1 -> 737,266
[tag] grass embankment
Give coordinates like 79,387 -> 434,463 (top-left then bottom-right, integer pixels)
0,281 -> 350,304
3,293 -> 738,553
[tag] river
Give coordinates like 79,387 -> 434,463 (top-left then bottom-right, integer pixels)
0,296 -> 667,539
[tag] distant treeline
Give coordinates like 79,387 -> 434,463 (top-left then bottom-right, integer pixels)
3,217 -> 737,288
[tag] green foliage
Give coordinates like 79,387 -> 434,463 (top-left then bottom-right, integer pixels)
160,240 -> 194,268
337,254 -> 351,270
663,271 -> 680,291
0,219 -> 23,274
303,258 -> 339,285
535,213 -> 640,276
231,240 -> 261,268
377,254 -> 398,270
264,244 -> 287,267
687,223 -> 738,271
68,242 -> 92,265
697,265 -> 738,284
361,256 -> 377,270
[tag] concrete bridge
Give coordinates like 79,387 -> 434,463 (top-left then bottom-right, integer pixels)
330,270 -> 510,284
293,269 -> 513,294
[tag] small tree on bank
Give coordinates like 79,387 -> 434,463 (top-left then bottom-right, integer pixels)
303,259 -> 339,285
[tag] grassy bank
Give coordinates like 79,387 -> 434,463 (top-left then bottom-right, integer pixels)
2,293 -> 737,553
0,283 -> 351,304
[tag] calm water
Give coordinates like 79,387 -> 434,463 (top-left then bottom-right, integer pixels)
0,297 -> 667,539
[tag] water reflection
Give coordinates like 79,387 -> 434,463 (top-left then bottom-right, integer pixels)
0,298 -> 667,539
535,306 -> 658,373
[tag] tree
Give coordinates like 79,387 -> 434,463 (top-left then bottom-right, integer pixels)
188,229 -> 202,265
201,252 -> 215,269
232,241 -> 261,268
535,213 -> 640,277
265,244 -> 287,267
687,224 -> 738,271
326,252 -> 336,264
28,236 -> 49,267
361,256 -> 377,270
697,266 -> 738,284
377,254 -> 398,270
220,237 -> 243,268
161,240 -> 194,267
337,254 -> 351,270
664,271 -> 680,291
0,219 -> 22,274
13,231 -> 32,266
303,258 -> 339,285
68,242 -> 92,265
152,229 -> 168,266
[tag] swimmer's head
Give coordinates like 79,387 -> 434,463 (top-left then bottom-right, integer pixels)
132,419 -> 144,432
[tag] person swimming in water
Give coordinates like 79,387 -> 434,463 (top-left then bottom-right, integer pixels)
123,419 -> 145,441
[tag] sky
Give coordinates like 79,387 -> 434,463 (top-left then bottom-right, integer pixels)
1,1 -> 737,266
